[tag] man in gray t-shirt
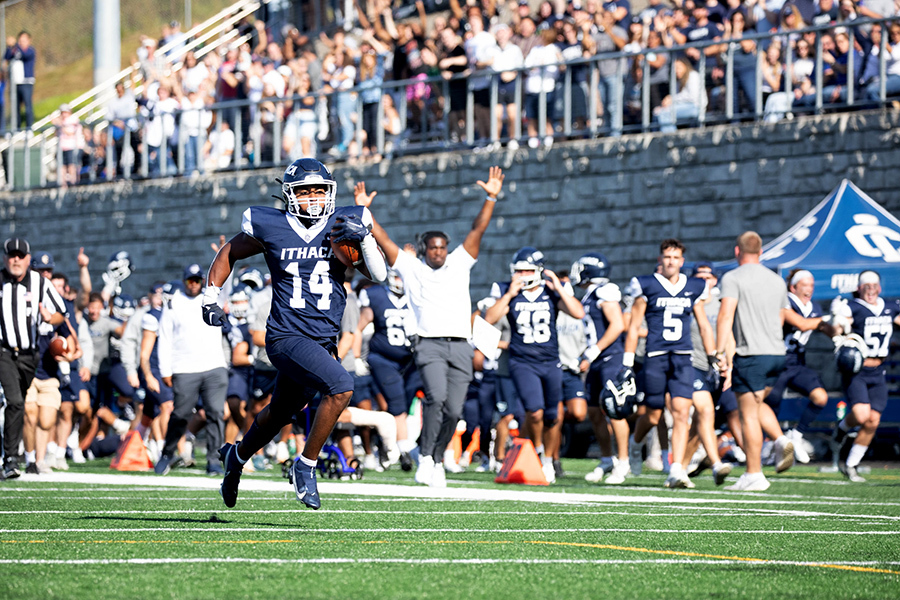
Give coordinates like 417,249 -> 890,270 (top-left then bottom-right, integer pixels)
715,232 -> 791,492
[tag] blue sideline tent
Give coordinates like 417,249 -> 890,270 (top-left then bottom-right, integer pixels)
715,180 -> 900,300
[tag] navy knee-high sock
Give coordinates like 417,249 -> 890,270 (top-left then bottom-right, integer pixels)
797,402 -> 824,434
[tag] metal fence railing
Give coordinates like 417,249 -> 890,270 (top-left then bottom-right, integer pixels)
7,16 -> 899,189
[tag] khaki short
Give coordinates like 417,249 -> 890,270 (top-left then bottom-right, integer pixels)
25,377 -> 62,409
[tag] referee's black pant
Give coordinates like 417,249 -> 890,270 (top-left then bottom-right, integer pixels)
0,348 -> 38,462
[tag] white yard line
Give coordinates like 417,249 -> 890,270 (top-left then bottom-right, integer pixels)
1,557 -> 899,567
2,527 -> 898,535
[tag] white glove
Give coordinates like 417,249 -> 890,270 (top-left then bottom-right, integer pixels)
354,358 -> 370,377
830,296 -> 851,318
101,271 -> 121,297
832,314 -> 852,335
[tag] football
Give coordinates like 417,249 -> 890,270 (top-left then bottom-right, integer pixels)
49,336 -> 67,358
332,238 -> 362,268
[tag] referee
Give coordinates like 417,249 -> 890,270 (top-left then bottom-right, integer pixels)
1,238 -> 65,479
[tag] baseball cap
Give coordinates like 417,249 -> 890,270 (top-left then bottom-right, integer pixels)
277,65 -> 292,77
59,103 -> 72,113
32,251 -> 55,271
691,261 -> 715,277
183,263 -> 204,281
4,238 -> 30,256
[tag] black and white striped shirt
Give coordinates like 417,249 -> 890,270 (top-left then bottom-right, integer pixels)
0,269 -> 66,351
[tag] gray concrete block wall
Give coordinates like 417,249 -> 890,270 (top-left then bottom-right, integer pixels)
2,109 -> 899,305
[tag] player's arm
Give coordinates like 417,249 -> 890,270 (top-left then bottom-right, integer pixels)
232,341 -> 254,367
782,308 -> 835,335
623,296 -> 646,363
484,278 -> 522,325
202,233 -> 264,328
546,269 -> 585,319
353,307 -> 374,362
593,301 -> 626,357
693,301 -> 716,357
463,166 -> 504,260
716,296 -> 737,373
140,329 -> 160,393
354,181 -> 401,268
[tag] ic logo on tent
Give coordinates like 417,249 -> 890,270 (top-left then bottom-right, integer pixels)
845,214 -> 900,263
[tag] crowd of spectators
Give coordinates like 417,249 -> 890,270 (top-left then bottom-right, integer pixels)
41,0 -> 900,184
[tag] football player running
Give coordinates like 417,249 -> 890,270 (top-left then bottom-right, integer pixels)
625,239 -> 720,489
572,252 -> 632,485
204,158 -> 387,509
766,270 -> 840,463
831,270 -> 900,482
485,247 -> 585,484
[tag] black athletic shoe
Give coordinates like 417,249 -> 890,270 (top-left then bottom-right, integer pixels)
25,462 -> 39,475
399,451 -> 413,472
219,444 -> 244,508
4,459 -> 21,480
553,459 -> 565,479
154,453 -> 174,476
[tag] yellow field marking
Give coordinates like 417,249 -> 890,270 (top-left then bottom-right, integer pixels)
2,538 -> 899,575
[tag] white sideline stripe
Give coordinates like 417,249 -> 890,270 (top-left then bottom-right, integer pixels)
2,558 -> 899,567
10,472 -> 900,511
2,527 -> 898,535
4,508 -> 898,521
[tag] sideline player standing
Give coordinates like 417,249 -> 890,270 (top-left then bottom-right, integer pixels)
204,158 -> 387,509
625,239 -> 721,489
484,247 -> 585,483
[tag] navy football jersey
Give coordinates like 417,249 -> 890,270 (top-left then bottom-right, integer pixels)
849,297 -> 900,359
581,282 -> 624,358
631,273 -> 707,355
491,282 -> 562,362
241,204 -> 371,342
783,293 -> 823,363
360,284 -> 414,362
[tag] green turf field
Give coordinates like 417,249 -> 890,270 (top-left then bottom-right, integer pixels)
1,459 -> 899,600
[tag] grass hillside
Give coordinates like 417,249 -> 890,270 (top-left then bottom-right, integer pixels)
5,0 -> 236,121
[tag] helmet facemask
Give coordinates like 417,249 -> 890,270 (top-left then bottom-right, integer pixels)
387,270 -> 404,296
283,180 -> 336,225
511,262 -> 543,289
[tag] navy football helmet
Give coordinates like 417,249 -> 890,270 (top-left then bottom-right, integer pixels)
229,284 -> 252,320
108,250 -> 133,281
111,294 -> 136,321
570,252 -> 610,286
386,269 -> 404,296
239,267 -> 264,290
510,246 -> 545,289
835,333 -> 866,375
281,158 -> 336,224
601,367 -> 638,420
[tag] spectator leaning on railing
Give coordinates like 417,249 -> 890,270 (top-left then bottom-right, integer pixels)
5,31 -> 36,130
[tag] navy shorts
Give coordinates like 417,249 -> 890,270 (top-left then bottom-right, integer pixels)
525,92 -> 556,122
692,367 -> 717,394
842,364 -> 888,414
562,369 -> 586,401
368,351 -> 422,416
766,364 -> 825,411
643,353 -> 694,409
732,355 -> 785,395
351,372 -> 375,407
586,352 -> 624,408
488,374 -> 524,418
498,80 -> 518,105
227,368 -> 253,402
509,357 -> 562,421
267,334 -> 353,408
60,371 -> 86,403
252,369 -> 278,400
140,368 -> 173,419
90,366 -> 136,409
717,387 -> 738,413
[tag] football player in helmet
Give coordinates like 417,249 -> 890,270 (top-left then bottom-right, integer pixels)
203,158 -> 387,509
624,239 -> 722,489
765,270 -> 841,464
571,252 -> 632,485
485,246 -> 585,484
830,271 -> 900,482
